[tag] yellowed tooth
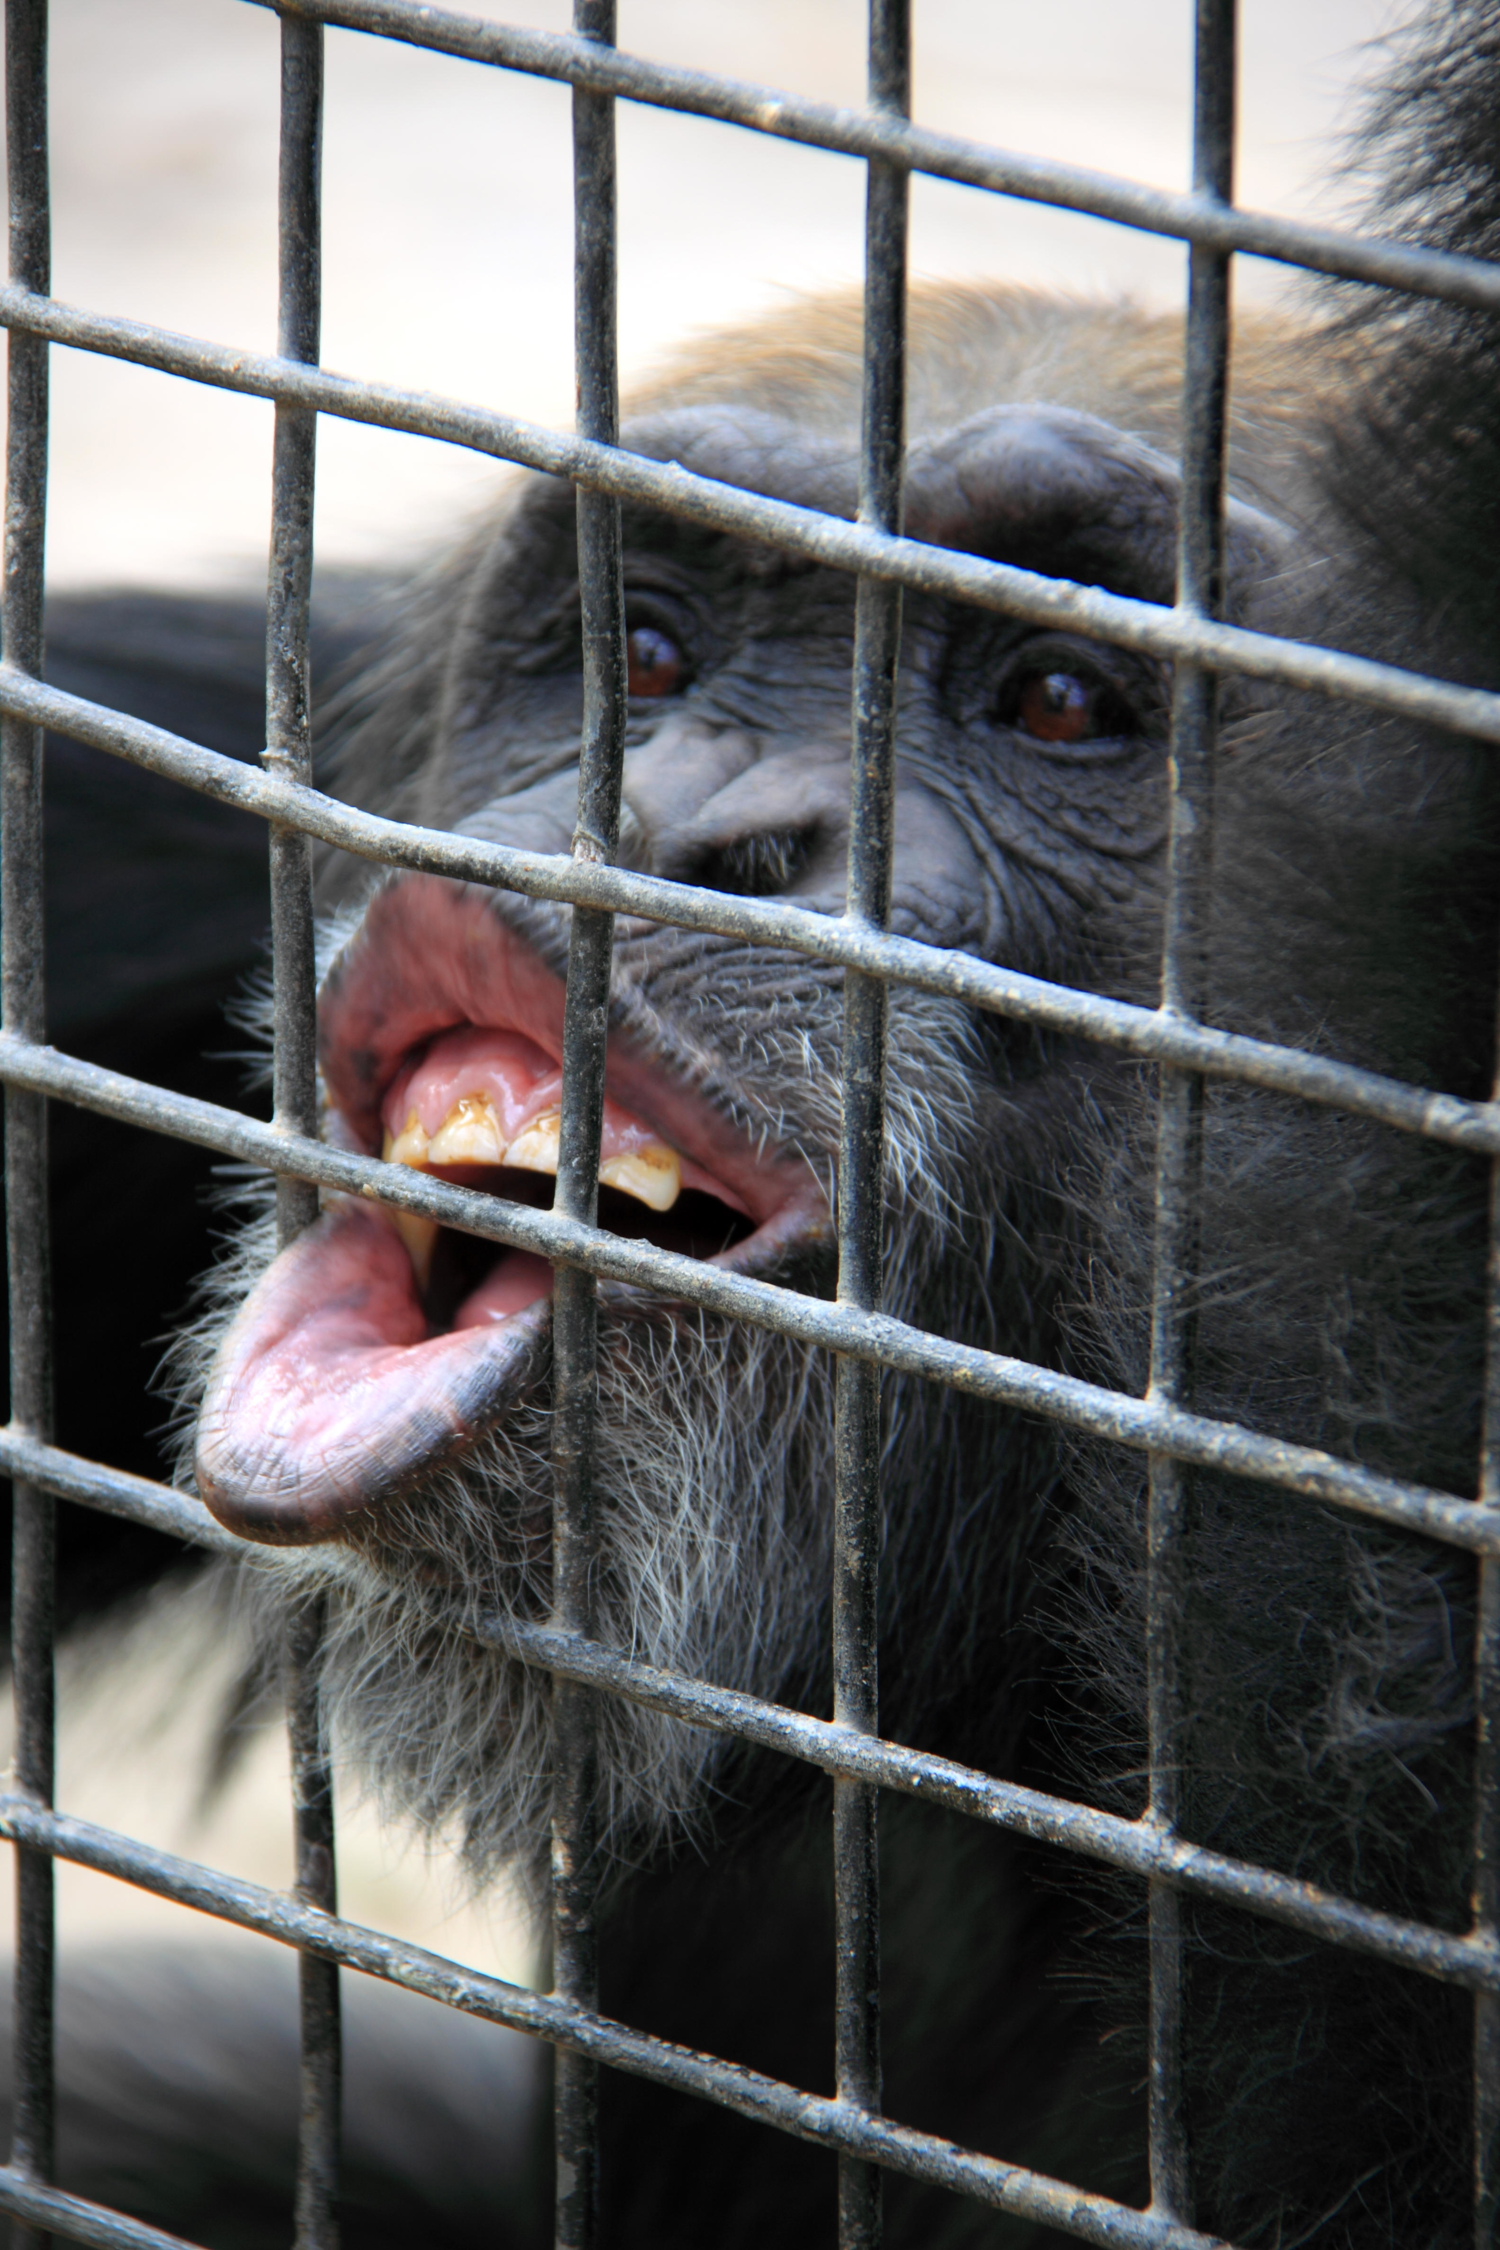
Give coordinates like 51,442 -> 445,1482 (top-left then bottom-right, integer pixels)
503,1109 -> 561,1176
427,1093 -> 506,1166
599,1143 -> 682,1213
391,1209 -> 439,1288
384,1109 -> 431,1168
379,1114 -> 439,1283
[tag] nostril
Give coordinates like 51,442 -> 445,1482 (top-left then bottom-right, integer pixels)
694,827 -> 818,897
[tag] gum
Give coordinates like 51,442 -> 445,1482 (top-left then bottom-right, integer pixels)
380,1022 -> 748,1208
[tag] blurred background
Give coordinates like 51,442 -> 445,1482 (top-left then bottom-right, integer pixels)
43,0 -> 1392,590
8,0 -> 1397,1994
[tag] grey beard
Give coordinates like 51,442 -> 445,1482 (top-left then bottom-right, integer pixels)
165,920 -> 1017,1911
228,1306 -> 838,1914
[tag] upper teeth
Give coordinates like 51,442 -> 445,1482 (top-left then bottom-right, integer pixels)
427,1095 -> 506,1167
381,1099 -> 683,1214
387,1112 -> 433,1168
599,1145 -> 681,1211
504,1111 -> 561,1176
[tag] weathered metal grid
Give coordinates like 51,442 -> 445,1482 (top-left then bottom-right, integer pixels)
0,2 -> 1494,2247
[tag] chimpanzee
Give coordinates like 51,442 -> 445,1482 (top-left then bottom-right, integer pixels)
8,3 -> 1500,2243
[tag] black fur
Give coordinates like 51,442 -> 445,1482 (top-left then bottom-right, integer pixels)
0,1941 -> 542,2249
0,587 -> 373,1630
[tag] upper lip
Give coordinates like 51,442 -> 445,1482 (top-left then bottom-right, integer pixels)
193,873 -> 832,1547
318,874 -> 803,1228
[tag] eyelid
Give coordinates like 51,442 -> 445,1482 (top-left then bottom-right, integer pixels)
622,578 -> 694,624
994,637 -> 1161,727
997,637 -> 1120,689
623,593 -> 698,653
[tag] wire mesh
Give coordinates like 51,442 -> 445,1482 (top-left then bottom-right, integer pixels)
0,3 -> 1496,2249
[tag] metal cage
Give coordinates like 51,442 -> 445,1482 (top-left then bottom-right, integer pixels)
1,3 -> 1499,2247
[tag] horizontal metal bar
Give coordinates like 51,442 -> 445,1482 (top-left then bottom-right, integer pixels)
0,1795 -> 1227,2250
4,666 -> 1498,1164
0,1031 -> 1492,1554
487,1617 -> 1500,1994
2,293 -> 1500,746
0,1428 -> 243,1552
5,1430 -> 1491,1993
0,2166 -> 205,2250
244,0 -> 1500,313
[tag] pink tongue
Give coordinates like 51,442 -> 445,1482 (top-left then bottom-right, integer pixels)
195,1202 -> 552,1543
198,1022 -> 760,1544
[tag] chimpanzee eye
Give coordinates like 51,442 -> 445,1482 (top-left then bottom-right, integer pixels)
999,662 -> 1134,744
626,624 -> 683,699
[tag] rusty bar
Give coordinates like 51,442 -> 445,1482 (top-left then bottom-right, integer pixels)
0,2165 -> 206,2250
832,2 -> 908,2241
548,3 -> 627,2240
236,0 -> 1500,314
1143,0 -> 1235,2222
286,1593 -> 341,2250
2,2 -> 52,2240
264,17 -> 341,2246
0,1792 -> 1238,2250
0,289 -> 1498,743
4,659 -> 1500,1157
1473,958 -> 1500,2243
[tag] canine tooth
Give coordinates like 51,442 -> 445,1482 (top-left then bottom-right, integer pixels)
384,1110 -> 431,1168
504,1110 -> 561,1176
379,1115 -> 438,1282
599,1143 -> 682,1213
391,1209 -> 439,1287
428,1094 -> 506,1166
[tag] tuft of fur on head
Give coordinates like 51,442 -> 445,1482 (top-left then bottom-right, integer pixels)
1330,0 -> 1500,667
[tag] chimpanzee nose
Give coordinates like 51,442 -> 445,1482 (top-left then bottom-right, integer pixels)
457,716 -> 852,902
622,718 -> 850,898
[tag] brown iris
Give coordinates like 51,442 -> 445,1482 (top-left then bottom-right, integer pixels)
1013,669 -> 1108,743
626,624 -> 683,698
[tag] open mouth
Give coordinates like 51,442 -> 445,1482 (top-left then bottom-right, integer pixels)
194,875 -> 832,1546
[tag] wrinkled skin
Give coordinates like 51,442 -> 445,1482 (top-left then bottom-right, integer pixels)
159,14 -> 1500,2235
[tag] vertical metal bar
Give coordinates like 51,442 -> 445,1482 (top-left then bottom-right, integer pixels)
266,9 -> 322,1240
2,4 -> 51,2241
1473,1015 -> 1500,2246
1478,1368 -> 1500,2250
550,6 -> 625,2244
833,8 -> 907,2246
287,1591 -> 340,2250
1143,0 -> 1235,2225
265,18 -> 340,2248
